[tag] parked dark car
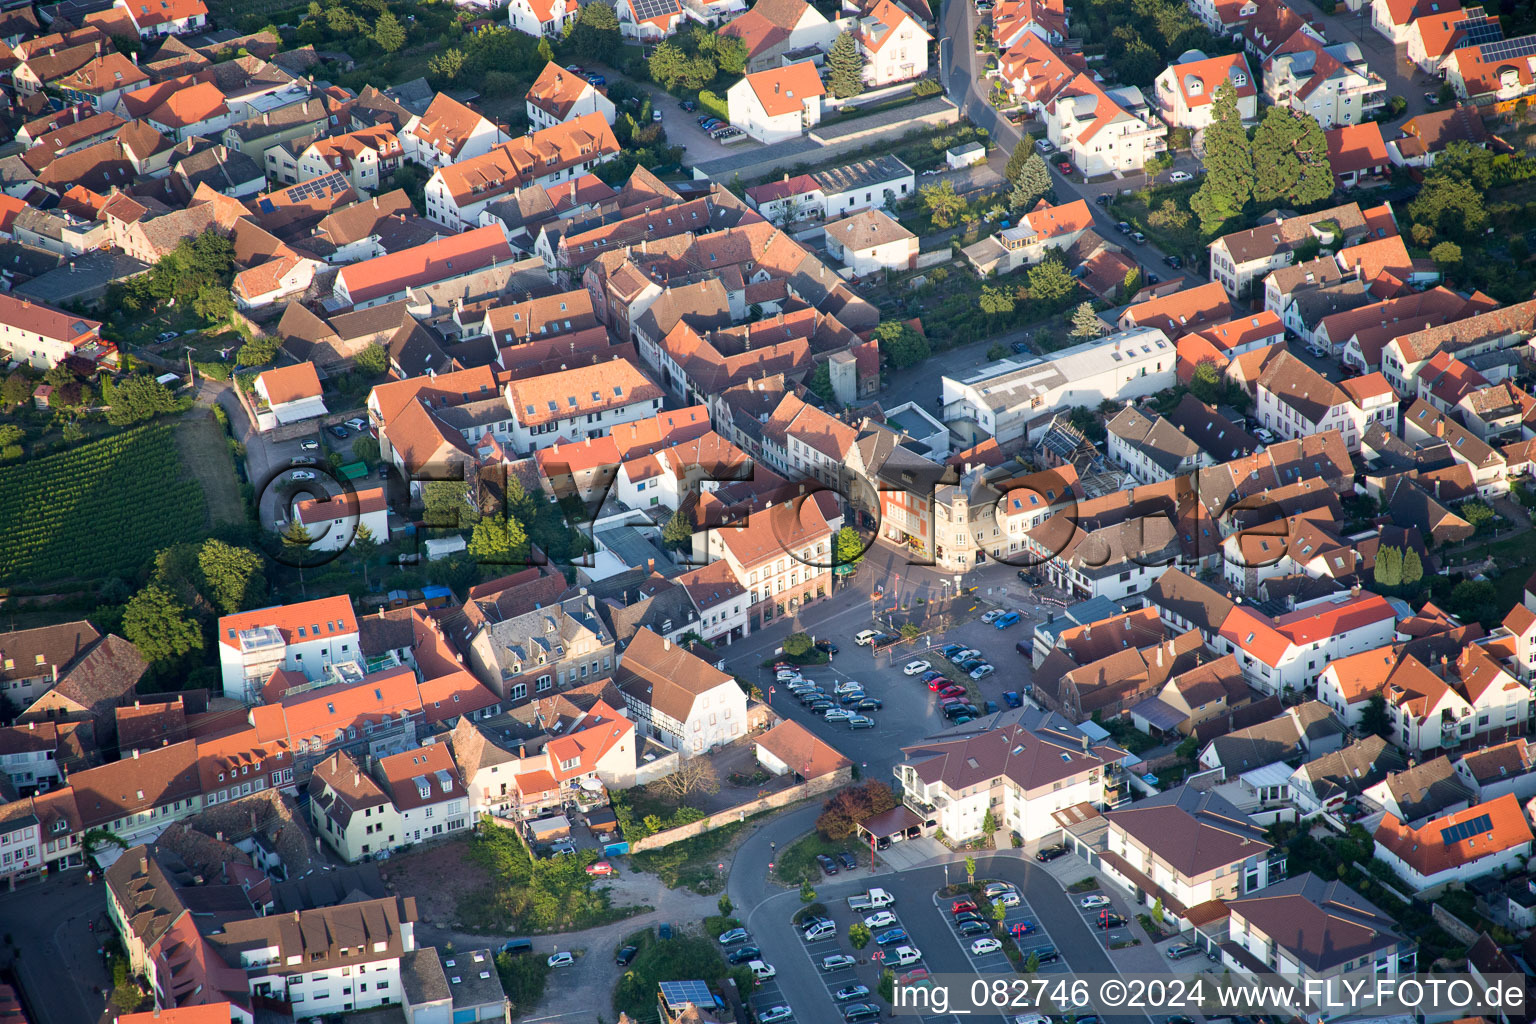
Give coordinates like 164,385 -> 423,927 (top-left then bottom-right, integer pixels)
1036,844 -> 1068,862
983,701 -> 999,714
816,853 -> 839,876
1034,946 -> 1059,964
953,911 -> 986,926
815,640 -> 840,654
957,920 -> 990,936
616,945 -> 638,966
1094,193 -> 1110,206
727,946 -> 762,964
1163,254 -> 1182,268
958,658 -> 985,672
1003,691 -> 1023,708
1011,339 -> 1030,354
856,698 -> 883,711
836,851 -> 858,870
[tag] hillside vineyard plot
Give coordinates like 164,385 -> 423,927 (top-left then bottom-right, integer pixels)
0,423 -> 207,582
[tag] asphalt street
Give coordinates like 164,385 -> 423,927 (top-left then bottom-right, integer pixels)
0,869 -> 113,1024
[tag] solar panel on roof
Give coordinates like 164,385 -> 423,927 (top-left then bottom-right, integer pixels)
659,980 -> 715,1010
1439,812 -> 1492,844
1478,34 -> 1536,63
630,0 -> 679,17
1455,16 -> 1503,46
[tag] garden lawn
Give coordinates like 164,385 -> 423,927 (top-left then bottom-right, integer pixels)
1108,181 -> 1210,259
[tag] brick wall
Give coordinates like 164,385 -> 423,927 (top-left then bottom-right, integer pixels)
628,765 -> 854,852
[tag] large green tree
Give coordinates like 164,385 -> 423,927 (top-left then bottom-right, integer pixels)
1028,257 -> 1076,306
373,10 -> 405,52
1070,302 -> 1103,339
874,320 -> 929,368
1250,107 -> 1333,207
469,514 -> 530,565
834,526 -> 865,567
197,539 -> 266,614
1189,82 -> 1253,233
920,179 -> 965,228
1373,544 -> 1401,588
1009,153 -> 1052,212
123,584 -> 203,664
1409,173 -> 1488,240
566,0 -> 620,65
827,31 -> 867,98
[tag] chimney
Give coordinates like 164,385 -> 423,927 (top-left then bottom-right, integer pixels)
139,854 -> 148,874
664,638 -> 671,650
132,749 -> 139,759
27,722 -> 33,731
263,111 -> 269,125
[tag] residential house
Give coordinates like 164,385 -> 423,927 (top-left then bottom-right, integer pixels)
1374,792 -> 1534,891
823,208 -> 917,275
1045,73 -> 1168,176
726,62 -> 825,143
995,33 -> 1086,114
295,126 -> 402,194
813,155 -> 915,217
333,225 -> 514,309
1386,104 -> 1490,166
1287,734 -> 1407,818
617,0 -> 686,38
1256,349 -> 1377,450
1325,121 -> 1391,187
1154,50 -> 1258,129
525,62 -> 618,130
894,708 -> 1133,842
1381,644 -> 1529,755
70,739 -> 202,844
423,113 -> 621,229
507,0 -> 578,36
1454,738 -> 1536,803
855,0 -> 931,86
960,197 -> 1091,275
1403,4 -> 1489,70
705,495 -> 836,629
112,0 -> 208,37
1218,593 -> 1397,696
719,0 -> 839,73
377,742 -> 469,846
615,628 -> 746,756
1264,33 -> 1387,126
1102,786 -> 1279,929
252,362 -> 327,428
504,360 -> 664,454
461,592 -> 614,706
1401,400 -> 1509,498
0,294 -> 109,369
291,487 -> 389,553
216,595 -> 361,703
1206,201 -> 1388,299
1106,405 -> 1204,484
402,93 -> 509,169
1444,33 -> 1536,101
1222,873 -> 1417,1011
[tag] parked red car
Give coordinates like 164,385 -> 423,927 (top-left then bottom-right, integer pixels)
951,899 -> 978,914
585,861 -> 614,876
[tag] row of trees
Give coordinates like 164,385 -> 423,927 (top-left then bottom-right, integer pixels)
1191,85 -> 1333,234
1004,141 -> 1052,213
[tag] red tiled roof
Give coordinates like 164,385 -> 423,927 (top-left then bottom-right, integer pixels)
1167,51 -> 1255,109
1326,121 -> 1390,177
217,595 -> 357,650
1374,792 -> 1532,877
256,361 -> 322,405
338,225 -> 512,305
294,485 -> 387,527
742,61 -> 825,118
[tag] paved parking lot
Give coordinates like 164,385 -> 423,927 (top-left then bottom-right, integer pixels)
736,592 -> 1056,781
